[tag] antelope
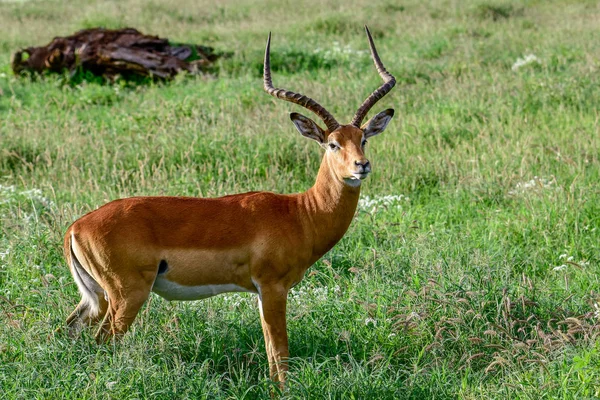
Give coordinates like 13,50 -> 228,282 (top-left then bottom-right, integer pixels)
63,26 -> 395,387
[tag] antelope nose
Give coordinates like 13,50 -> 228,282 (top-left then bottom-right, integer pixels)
355,160 -> 370,171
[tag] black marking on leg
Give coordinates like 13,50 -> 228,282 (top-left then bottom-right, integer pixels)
158,259 -> 168,274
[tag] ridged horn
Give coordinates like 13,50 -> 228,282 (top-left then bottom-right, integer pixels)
350,26 -> 396,127
263,32 -> 340,133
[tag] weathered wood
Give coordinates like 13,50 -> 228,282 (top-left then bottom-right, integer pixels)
11,28 -> 220,79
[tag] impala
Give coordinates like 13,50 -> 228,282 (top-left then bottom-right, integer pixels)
64,26 -> 396,387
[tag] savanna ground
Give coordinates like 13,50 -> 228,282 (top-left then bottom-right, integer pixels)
1,0 -> 599,398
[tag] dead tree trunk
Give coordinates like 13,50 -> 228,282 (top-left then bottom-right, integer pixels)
11,28 -> 221,80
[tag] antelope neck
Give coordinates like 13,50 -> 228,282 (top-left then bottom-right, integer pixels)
299,152 -> 361,260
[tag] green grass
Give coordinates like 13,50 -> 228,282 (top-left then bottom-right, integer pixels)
1,0 -> 600,398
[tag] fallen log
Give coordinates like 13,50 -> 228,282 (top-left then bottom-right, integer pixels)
11,27 -> 221,80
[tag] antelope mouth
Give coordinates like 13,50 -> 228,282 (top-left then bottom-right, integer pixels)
349,172 -> 370,181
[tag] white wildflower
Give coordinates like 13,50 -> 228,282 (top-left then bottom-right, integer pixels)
512,54 -> 540,71
0,185 -> 55,224
221,293 -> 251,308
315,41 -> 368,61
508,176 -> 556,196
365,317 -> 377,327
0,185 -> 17,205
0,185 -> 55,207
22,188 -> 55,208
594,303 -> 600,320
556,254 -> 588,269
311,286 -> 328,302
358,194 -> 410,213
289,283 -> 334,305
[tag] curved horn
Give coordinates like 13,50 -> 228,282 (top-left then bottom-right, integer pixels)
263,33 -> 340,133
350,26 -> 396,127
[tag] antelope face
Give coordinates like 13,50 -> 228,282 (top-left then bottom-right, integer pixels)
327,125 -> 370,184
264,26 -> 396,187
290,109 -> 394,186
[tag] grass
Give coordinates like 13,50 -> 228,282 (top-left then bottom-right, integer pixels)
1,0 -> 600,398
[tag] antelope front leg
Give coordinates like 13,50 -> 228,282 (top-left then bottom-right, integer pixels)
258,285 -> 289,388
258,297 -> 277,380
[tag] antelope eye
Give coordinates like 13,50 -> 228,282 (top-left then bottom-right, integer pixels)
328,142 -> 339,151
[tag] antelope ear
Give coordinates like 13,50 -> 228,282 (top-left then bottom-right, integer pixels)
361,109 -> 395,139
290,112 -> 325,143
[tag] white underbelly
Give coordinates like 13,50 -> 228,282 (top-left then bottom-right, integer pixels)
152,276 -> 254,301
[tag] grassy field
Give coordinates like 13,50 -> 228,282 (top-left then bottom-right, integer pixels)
1,0 -> 600,398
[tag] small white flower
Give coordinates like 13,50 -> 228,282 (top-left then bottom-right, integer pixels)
358,194 -> 409,213
509,176 -> 556,196
512,54 -> 541,71
553,264 -> 567,271
365,317 -> 377,327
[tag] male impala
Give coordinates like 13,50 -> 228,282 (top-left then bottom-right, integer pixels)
64,26 -> 395,387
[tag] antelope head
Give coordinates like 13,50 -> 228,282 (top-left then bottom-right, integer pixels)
264,26 -> 396,187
